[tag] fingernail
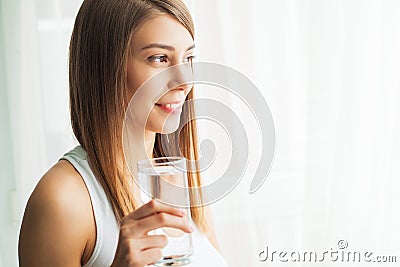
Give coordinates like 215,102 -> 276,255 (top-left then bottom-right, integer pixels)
189,226 -> 193,232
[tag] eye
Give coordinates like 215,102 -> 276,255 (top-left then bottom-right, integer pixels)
148,55 -> 168,63
184,55 -> 197,63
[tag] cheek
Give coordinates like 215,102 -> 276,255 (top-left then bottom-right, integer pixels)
127,68 -> 141,101
127,62 -> 164,102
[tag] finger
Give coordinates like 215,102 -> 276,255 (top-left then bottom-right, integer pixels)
138,235 -> 168,251
137,212 -> 192,234
141,248 -> 163,266
129,199 -> 186,220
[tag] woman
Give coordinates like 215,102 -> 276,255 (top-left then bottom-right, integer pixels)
18,0 -> 228,266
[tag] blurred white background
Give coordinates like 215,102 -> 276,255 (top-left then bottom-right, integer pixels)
1,0 -> 400,266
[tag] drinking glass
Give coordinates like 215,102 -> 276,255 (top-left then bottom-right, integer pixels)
137,157 -> 193,266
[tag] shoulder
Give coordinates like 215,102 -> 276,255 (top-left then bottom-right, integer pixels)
19,159 -> 95,266
25,159 -> 92,225
31,159 -> 88,207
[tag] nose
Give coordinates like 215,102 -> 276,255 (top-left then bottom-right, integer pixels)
167,62 -> 193,93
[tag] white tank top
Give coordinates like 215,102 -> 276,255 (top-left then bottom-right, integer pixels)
61,146 -> 228,267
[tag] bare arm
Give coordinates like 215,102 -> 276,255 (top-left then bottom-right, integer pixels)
18,161 -> 95,266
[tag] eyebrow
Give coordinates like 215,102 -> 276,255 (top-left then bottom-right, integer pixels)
140,43 -> 196,52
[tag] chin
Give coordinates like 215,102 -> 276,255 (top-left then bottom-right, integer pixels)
147,117 -> 181,134
159,120 -> 181,134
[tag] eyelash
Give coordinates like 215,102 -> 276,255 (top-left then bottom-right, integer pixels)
148,55 -> 197,64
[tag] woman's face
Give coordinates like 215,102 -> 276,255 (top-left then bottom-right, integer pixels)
127,14 -> 195,134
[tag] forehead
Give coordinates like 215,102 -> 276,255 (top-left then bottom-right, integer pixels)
131,14 -> 193,52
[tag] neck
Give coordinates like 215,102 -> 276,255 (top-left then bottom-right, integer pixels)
144,130 -> 156,158
125,128 -> 156,173
122,128 -> 156,203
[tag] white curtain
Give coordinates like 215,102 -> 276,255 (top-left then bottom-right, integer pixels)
1,0 -> 400,266
0,1 -> 81,266
187,0 -> 400,266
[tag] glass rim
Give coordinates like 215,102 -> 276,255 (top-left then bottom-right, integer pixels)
137,156 -> 187,168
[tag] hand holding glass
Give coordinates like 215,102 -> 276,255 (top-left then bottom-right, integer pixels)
137,157 -> 193,266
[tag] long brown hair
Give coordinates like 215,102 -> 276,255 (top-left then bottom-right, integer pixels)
69,0 -> 207,233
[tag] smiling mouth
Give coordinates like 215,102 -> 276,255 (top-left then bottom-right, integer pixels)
155,102 -> 184,113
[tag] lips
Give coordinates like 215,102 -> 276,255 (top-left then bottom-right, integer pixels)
158,103 -> 182,109
155,101 -> 184,113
